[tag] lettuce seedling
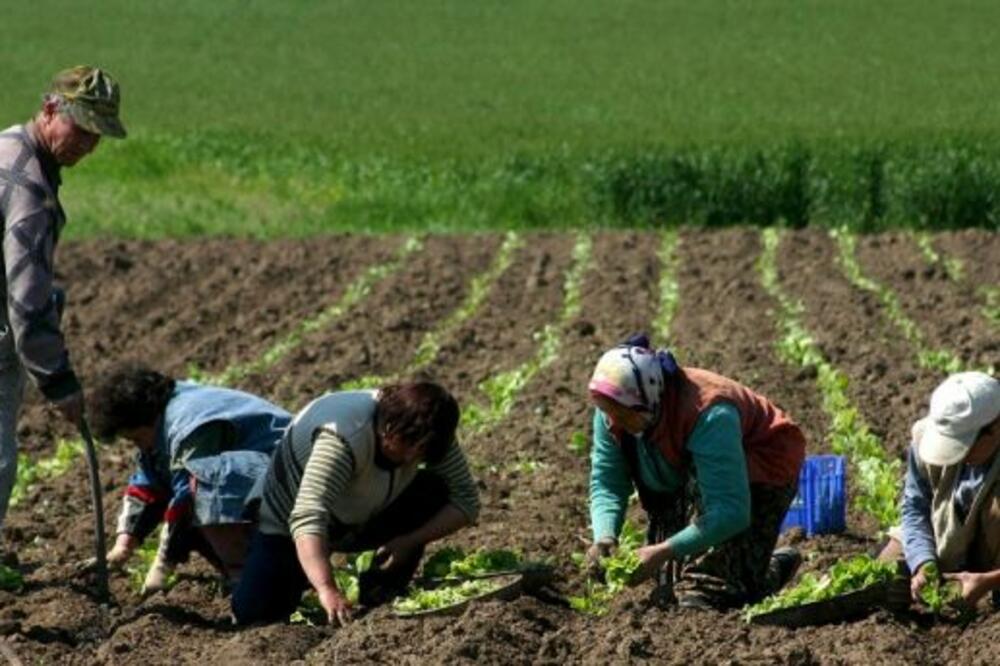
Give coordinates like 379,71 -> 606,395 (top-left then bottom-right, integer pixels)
742,554 -> 898,621
916,562 -> 963,614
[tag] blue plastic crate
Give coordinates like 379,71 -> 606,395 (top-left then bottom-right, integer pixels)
780,455 -> 846,536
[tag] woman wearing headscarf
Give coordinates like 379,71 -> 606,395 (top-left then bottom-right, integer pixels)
585,334 -> 806,609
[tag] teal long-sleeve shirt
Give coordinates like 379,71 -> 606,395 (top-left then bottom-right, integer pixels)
589,402 -> 751,558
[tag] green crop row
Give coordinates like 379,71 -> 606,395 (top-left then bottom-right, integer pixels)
342,232 -> 522,390
651,230 -> 681,343
912,232 -> 965,282
831,229 -> 980,375
193,236 -> 424,387
911,233 -> 999,329
982,287 -> 1000,326
462,233 -> 593,431
758,229 -> 901,528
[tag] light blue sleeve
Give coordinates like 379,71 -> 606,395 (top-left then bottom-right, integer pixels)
665,402 -> 751,558
901,445 -> 937,573
589,409 -> 634,542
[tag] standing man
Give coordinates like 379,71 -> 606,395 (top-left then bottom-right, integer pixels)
0,66 -> 126,541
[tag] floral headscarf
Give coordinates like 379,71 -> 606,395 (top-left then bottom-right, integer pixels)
588,334 -> 678,413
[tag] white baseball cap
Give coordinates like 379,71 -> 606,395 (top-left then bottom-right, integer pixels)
918,372 -> 1000,466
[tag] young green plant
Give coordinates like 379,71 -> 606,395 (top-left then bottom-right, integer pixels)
742,554 -> 898,622
392,547 -> 523,614
461,233 -> 592,432
568,519 -> 644,616
759,228 -> 901,528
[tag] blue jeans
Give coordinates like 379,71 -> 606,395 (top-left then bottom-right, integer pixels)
231,470 -> 448,624
0,336 -> 25,532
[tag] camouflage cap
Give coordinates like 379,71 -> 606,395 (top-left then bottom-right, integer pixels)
48,66 -> 126,139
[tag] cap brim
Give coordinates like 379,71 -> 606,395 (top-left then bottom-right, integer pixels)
918,426 -> 976,466
68,105 -> 127,139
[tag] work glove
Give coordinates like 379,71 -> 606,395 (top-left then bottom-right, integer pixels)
584,538 -> 617,582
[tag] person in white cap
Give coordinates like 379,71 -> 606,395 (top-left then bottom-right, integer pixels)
887,372 -> 1000,609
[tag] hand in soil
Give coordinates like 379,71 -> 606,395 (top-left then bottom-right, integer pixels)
632,544 -> 671,586
584,539 -> 616,582
375,536 -> 419,572
943,571 -> 993,607
107,534 -> 139,569
910,563 -> 933,602
142,557 -> 175,596
319,586 -> 354,626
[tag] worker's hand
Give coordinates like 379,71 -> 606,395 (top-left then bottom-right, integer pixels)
318,585 -> 353,626
584,538 -> 617,582
53,391 -> 84,427
375,535 -> 419,572
141,554 -> 175,596
107,533 -> 139,569
633,543 -> 671,586
943,571 -> 992,607
910,562 -> 936,602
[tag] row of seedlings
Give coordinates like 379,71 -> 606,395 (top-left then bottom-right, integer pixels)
460,233 -> 593,433
200,236 -> 424,386
759,228 -> 900,528
911,231 -> 999,328
340,232 -> 523,390
832,229 -> 989,374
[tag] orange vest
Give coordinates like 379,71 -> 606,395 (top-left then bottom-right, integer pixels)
649,368 -> 805,487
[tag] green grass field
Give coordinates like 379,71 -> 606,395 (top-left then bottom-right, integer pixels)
4,1 -> 1000,235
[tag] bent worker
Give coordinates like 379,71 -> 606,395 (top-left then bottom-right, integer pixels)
585,334 -> 806,610
231,382 -> 480,626
0,66 -> 126,550
89,364 -> 291,592
881,372 -> 1000,610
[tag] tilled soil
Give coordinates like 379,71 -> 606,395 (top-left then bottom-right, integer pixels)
855,233 -> 998,370
775,230 -> 945,460
1,232 -> 997,664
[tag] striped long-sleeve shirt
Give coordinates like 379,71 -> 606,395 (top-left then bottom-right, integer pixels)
0,123 -> 78,400
287,430 -> 479,538
258,391 -> 480,539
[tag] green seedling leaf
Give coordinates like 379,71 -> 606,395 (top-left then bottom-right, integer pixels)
742,554 -> 898,622
916,562 -> 964,615
393,578 -> 502,614
568,431 -> 588,457
0,564 -> 24,592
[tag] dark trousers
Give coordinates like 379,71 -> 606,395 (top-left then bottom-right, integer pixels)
673,482 -> 797,608
231,471 -> 448,625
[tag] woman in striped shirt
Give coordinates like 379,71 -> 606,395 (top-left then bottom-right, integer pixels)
232,382 -> 480,626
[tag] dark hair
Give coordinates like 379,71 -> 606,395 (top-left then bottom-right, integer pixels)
89,364 -> 176,441
376,382 -> 460,463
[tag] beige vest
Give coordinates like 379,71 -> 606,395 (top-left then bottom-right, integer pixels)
913,419 -> 1000,571
289,390 -> 420,526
